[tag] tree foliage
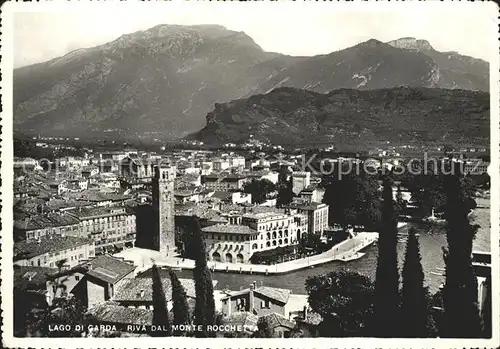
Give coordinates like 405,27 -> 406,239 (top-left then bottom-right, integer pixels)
373,177 -> 400,337
440,173 -> 482,338
192,217 -> 216,337
321,168 -> 381,229
169,268 -> 190,334
276,167 -> 294,207
243,179 -> 276,204
151,264 -> 171,336
401,228 -> 429,337
305,270 -> 375,337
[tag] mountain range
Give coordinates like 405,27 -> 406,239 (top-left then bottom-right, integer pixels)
191,87 -> 489,147
13,24 -> 489,142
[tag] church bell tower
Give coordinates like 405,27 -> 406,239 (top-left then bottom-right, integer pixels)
152,164 -> 176,257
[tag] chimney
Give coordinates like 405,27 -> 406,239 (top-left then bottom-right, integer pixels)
249,283 -> 255,312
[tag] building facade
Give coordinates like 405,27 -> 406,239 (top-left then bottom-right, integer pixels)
221,283 -> 291,318
202,174 -> 248,191
286,202 -> 329,235
292,171 -> 311,195
67,207 -> 137,254
203,211 -> 301,264
14,235 -> 95,268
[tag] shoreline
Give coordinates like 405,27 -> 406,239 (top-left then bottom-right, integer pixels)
130,232 -> 379,276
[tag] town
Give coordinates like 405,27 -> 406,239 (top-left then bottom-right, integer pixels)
13,137 -> 492,338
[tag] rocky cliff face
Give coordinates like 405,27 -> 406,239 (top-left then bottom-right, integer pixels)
192,87 -> 489,147
14,27 -> 489,139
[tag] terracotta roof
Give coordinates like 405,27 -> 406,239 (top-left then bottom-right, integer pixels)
14,213 -> 81,231
202,224 -> 257,235
88,303 -> 153,326
113,277 -> 217,302
211,191 -> 233,201
225,312 -> 258,331
14,235 -> 92,261
254,286 -> 291,304
66,206 -> 133,220
14,265 -> 58,291
64,190 -> 131,203
221,285 -> 291,305
301,312 -> 323,326
86,255 -> 135,284
259,312 -> 295,330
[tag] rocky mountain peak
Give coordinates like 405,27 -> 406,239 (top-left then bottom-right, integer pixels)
387,37 -> 434,51
13,25 -> 489,140
357,38 -> 384,48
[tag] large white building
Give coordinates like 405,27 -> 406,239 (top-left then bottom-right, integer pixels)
202,211 -> 307,264
292,171 -> 311,195
286,202 -> 329,235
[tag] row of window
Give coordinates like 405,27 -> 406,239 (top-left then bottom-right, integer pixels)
207,230 -> 294,242
29,252 -> 87,267
256,220 -> 293,231
81,215 -> 134,225
252,238 -> 291,249
207,233 -> 253,242
85,225 -> 135,233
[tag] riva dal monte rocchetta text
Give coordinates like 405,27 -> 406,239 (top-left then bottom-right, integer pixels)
48,324 -> 254,333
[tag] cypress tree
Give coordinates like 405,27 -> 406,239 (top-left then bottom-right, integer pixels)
441,172 -> 481,338
276,167 -> 294,207
151,264 -> 171,336
168,268 -> 190,334
192,216 -> 216,337
373,177 -> 400,337
401,228 -> 428,337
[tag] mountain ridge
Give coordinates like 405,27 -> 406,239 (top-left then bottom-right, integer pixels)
191,86 -> 489,147
13,25 -> 490,140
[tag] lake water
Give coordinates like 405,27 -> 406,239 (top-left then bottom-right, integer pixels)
163,198 -> 491,295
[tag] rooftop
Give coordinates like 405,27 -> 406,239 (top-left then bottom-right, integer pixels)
14,235 -> 92,261
14,212 -> 81,231
63,190 -> 131,203
87,302 -> 153,326
66,206 -> 133,220
113,277 -> 217,302
286,202 -> 328,211
14,265 -> 58,291
224,312 -> 258,331
255,286 -> 291,304
259,312 -> 295,329
203,174 -> 247,181
202,224 -> 258,235
211,191 -> 234,201
223,285 -> 291,304
86,255 -> 136,284
242,211 -> 288,220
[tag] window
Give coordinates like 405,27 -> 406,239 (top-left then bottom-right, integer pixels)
75,275 -> 80,281
261,300 -> 270,309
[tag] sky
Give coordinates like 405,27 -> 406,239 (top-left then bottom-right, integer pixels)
13,1 -> 497,68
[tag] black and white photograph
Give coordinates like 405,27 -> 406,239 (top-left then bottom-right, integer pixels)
2,0 -> 498,346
